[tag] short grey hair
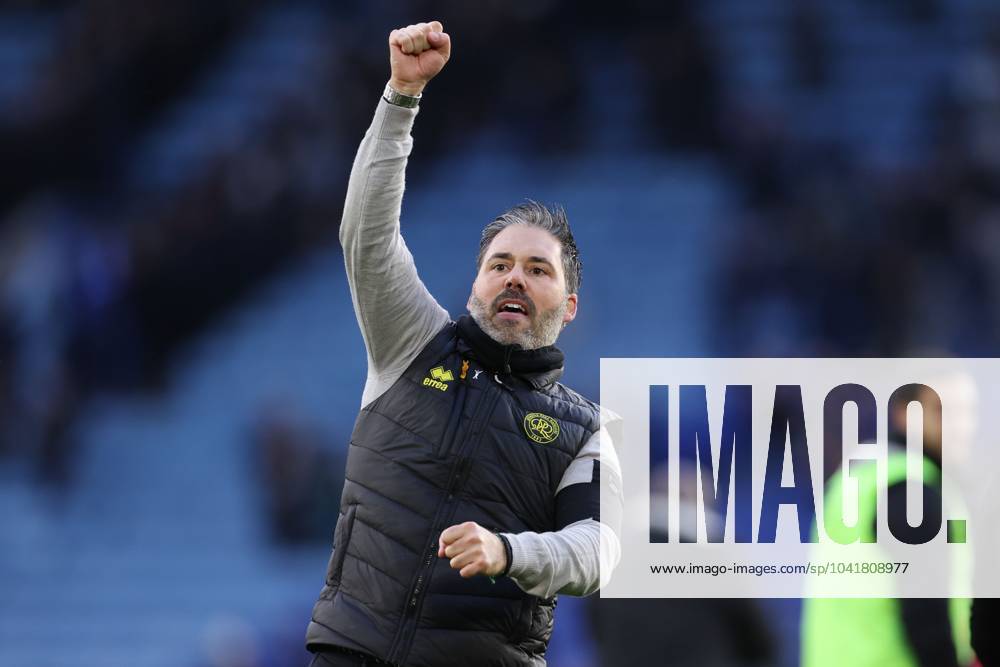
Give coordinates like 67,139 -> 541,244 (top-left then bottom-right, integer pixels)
475,201 -> 582,294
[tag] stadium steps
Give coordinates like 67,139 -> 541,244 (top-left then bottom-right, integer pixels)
0,251 -> 359,666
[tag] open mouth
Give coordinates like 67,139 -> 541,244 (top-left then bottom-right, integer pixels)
495,298 -> 531,321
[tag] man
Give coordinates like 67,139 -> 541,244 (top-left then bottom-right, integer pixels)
305,21 -> 622,667
802,383 -> 972,667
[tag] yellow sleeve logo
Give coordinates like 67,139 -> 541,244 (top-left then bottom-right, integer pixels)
523,412 -> 560,445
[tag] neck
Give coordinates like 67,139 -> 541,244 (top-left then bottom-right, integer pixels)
455,315 -> 564,385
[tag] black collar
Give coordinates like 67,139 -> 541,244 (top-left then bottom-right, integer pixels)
455,315 -> 564,389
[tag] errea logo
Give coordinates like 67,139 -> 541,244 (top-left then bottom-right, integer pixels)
423,366 -> 454,391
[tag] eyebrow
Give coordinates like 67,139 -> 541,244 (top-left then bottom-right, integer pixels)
486,252 -> 556,269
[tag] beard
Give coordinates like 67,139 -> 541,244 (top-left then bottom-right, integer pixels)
468,290 -> 568,350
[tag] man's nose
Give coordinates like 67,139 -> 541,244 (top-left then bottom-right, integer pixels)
505,265 -> 526,290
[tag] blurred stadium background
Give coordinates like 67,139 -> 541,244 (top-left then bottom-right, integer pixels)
0,0 -> 997,665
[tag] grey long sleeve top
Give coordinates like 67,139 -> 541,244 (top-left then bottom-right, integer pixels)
339,96 -> 621,598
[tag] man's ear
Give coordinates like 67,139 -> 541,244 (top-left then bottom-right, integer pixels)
562,293 -> 578,325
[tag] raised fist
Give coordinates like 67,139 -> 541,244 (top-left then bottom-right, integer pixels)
388,21 -> 451,97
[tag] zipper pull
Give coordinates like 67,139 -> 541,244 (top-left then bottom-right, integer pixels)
503,346 -> 512,375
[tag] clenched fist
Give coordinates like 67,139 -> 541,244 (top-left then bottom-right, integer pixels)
439,521 -> 508,579
388,21 -> 451,97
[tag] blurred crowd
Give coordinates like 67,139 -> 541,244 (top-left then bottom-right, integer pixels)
252,402 -> 344,546
0,0 -> 338,491
715,18 -> 1000,359
0,0 -> 728,496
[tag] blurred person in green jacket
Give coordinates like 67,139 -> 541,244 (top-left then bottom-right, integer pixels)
802,383 -> 972,667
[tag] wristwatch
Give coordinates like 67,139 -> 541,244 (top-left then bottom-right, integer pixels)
383,83 -> 421,108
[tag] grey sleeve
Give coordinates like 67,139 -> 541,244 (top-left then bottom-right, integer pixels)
503,425 -> 624,598
340,97 -> 451,407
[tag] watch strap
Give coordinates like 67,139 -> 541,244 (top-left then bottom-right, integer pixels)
383,83 -> 421,108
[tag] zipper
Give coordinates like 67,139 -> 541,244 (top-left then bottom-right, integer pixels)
386,361 -> 471,660
406,458 -> 473,611
389,378 -> 505,665
408,541 -> 438,610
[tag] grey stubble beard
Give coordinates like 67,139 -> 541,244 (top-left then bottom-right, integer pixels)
467,293 -> 568,350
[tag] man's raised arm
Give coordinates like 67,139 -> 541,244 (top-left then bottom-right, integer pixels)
340,22 -> 452,406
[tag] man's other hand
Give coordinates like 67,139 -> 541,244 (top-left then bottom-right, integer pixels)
388,21 -> 451,97
438,521 -> 507,579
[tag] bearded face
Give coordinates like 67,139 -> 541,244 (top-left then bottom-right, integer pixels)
467,224 -> 577,349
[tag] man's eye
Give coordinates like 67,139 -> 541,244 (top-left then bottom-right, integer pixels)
531,267 -> 547,276
492,264 -> 507,271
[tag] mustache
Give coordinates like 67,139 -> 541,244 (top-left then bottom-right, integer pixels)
491,289 -> 535,316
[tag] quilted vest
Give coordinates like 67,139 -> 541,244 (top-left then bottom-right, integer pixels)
306,316 -> 602,666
